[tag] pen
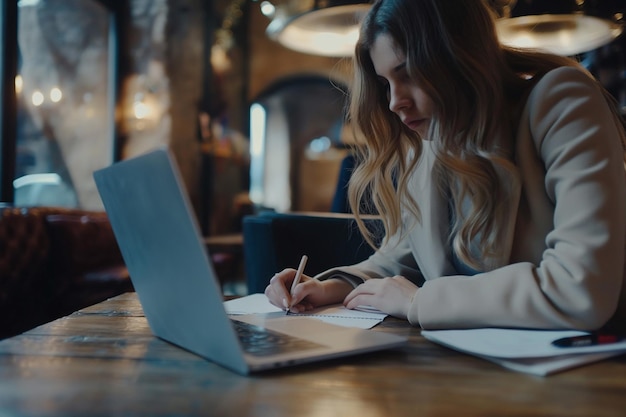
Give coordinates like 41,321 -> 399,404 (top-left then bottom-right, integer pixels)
286,255 -> 308,315
551,333 -> 625,348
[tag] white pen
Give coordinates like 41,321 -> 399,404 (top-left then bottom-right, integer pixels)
286,255 -> 308,315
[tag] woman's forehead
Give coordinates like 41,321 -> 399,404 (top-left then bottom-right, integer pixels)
370,34 -> 406,76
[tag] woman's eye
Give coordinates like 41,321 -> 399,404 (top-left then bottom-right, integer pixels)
397,68 -> 410,83
378,78 -> 390,95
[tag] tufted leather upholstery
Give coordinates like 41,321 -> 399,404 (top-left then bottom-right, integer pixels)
0,206 -> 133,339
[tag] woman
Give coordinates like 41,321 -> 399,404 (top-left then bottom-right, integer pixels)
265,0 -> 626,331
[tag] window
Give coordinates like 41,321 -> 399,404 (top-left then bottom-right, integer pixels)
1,0 -> 123,209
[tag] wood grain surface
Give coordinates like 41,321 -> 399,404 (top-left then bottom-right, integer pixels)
1,292 -> 625,417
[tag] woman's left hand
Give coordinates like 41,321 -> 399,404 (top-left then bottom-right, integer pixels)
343,276 -> 418,319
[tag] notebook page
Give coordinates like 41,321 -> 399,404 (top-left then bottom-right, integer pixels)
224,293 -> 387,329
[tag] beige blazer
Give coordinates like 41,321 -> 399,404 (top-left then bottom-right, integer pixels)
317,67 -> 626,331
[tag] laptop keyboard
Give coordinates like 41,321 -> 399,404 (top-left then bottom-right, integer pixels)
231,319 -> 325,357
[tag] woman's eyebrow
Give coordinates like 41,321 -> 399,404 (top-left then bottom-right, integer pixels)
392,62 -> 407,74
376,61 -> 407,83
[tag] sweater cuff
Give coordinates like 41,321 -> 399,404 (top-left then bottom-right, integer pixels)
316,272 -> 364,289
407,289 -> 422,327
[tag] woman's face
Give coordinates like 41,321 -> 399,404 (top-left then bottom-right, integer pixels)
370,33 -> 434,138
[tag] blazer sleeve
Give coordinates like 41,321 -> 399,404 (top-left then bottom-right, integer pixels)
413,67 -> 626,330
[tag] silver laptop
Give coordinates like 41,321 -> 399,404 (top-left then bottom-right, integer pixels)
93,148 -> 407,375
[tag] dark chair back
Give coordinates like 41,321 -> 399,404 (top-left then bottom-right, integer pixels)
242,212 -> 381,294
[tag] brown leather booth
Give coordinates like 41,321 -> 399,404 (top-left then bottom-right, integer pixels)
0,205 -> 133,339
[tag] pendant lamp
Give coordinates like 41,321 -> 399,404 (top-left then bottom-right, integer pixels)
493,0 -> 624,56
263,0 -> 371,57
263,0 -> 623,58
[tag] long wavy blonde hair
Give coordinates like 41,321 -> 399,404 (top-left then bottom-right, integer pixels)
348,0 -> 626,270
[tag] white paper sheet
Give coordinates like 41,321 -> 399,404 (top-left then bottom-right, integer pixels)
421,328 -> 626,358
482,352 -> 624,376
421,328 -> 626,376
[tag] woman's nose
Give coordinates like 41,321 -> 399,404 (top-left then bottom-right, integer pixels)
388,84 -> 410,114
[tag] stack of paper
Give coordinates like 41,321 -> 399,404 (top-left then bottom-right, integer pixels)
421,328 -> 626,376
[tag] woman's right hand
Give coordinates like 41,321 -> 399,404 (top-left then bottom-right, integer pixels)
264,268 -> 353,313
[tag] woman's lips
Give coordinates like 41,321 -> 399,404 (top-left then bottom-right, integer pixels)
403,118 -> 424,131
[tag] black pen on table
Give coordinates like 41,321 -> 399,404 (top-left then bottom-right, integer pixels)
286,255 -> 308,315
552,332 -> 625,348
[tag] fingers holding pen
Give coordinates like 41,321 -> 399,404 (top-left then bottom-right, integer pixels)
287,277 -> 318,312
264,255 -> 354,313
264,268 -> 313,312
265,269 -> 297,310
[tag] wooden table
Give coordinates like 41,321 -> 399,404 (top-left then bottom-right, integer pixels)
1,293 -> 625,417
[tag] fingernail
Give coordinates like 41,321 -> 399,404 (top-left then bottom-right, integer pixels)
282,297 -> 289,309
